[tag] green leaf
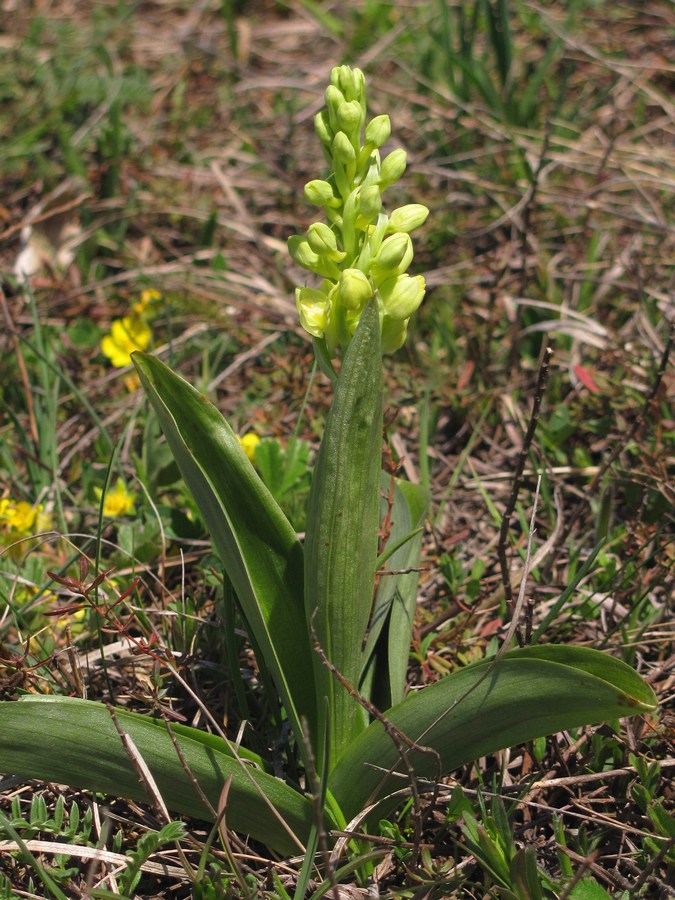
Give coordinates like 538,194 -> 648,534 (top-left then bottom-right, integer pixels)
0,696 -> 314,857
510,847 -> 544,900
566,878 -> 613,900
132,352 -> 316,753
382,480 -> 428,707
328,646 -> 657,822
255,436 -> 310,500
304,297 -> 383,768
361,477 -> 428,710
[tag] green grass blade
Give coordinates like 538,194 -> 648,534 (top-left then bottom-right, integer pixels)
0,696 -> 314,856
328,645 -> 657,822
484,0 -> 513,89
304,298 -> 383,769
132,352 -> 316,754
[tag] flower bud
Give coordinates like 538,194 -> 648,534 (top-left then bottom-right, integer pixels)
295,287 -> 330,338
337,100 -> 364,137
332,131 -> 356,165
307,222 -> 346,262
357,185 -> 381,224
304,180 -> 340,207
388,203 -> 429,233
379,148 -> 407,187
381,315 -> 408,354
365,114 -> 391,148
378,274 -> 426,320
373,232 -> 413,276
325,84 -> 346,132
314,110 -> 333,148
338,268 -> 373,310
288,235 -> 321,271
331,65 -> 365,103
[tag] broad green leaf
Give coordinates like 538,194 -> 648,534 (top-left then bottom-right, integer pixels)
132,352 -> 316,752
0,696 -> 314,856
304,298 -> 383,768
328,646 -> 657,822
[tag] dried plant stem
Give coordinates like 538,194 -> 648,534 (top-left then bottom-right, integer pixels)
497,346 -> 552,644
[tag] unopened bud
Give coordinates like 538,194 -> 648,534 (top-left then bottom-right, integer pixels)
331,65 -> 365,103
378,274 -> 426,320
332,131 -> 356,165
337,100 -> 364,137
325,85 -> 346,132
357,185 -> 382,223
338,268 -> 373,310
373,232 -> 413,276
288,235 -> 321,271
379,148 -> 407,187
304,180 -> 340,207
314,111 -> 334,148
388,204 -> 429,234
381,315 -> 408,354
365,114 -> 391,148
307,222 -> 346,262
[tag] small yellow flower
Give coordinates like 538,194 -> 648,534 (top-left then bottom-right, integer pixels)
133,289 -> 161,316
95,480 -> 136,518
0,499 -> 36,534
238,433 -> 261,461
101,315 -> 152,368
0,498 -> 51,547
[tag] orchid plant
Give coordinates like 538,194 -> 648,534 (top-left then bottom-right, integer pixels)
0,67 -> 656,872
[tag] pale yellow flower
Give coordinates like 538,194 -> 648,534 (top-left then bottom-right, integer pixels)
238,433 -> 261,461
101,315 -> 152,368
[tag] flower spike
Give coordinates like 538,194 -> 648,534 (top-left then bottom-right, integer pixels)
288,66 -> 428,361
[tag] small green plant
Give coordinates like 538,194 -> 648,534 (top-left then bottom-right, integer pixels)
249,433 -> 313,530
0,67 -> 656,869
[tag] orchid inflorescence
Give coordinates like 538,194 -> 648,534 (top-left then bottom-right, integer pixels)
289,65 -> 429,359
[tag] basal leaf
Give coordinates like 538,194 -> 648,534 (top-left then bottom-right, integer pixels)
132,352 -> 316,752
0,696 -> 315,856
328,646 -> 657,822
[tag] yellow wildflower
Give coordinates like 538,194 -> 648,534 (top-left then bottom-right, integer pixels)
132,289 -> 161,316
0,499 -> 36,534
238,433 -> 261,461
101,315 -> 152,368
94,480 -> 136,518
0,498 -> 51,548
